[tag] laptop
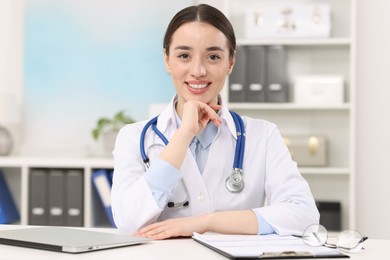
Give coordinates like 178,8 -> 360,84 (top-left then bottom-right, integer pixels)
0,227 -> 151,253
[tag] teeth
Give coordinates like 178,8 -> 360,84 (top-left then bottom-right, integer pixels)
188,83 -> 208,89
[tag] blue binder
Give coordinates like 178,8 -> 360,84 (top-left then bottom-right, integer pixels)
92,169 -> 116,227
0,170 -> 20,224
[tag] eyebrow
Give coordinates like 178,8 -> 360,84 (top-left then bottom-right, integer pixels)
206,46 -> 224,52
173,45 -> 225,52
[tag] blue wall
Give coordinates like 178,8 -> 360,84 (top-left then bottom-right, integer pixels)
23,0 -> 192,155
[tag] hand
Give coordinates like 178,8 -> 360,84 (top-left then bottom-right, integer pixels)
159,100 -> 222,169
180,100 -> 222,137
134,215 -> 209,240
134,210 -> 258,240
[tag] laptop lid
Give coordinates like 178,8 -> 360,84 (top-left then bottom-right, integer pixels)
0,227 -> 150,253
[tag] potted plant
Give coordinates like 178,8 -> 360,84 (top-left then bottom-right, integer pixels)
92,110 -> 135,155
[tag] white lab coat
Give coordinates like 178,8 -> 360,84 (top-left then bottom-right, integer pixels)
111,98 -> 319,235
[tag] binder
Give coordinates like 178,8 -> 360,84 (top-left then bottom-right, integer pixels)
65,169 -> 84,227
0,170 -> 20,224
246,46 -> 267,102
228,46 -> 247,102
316,201 -> 341,231
92,169 -> 116,227
266,46 -> 288,102
48,169 -> 66,226
29,169 -> 48,225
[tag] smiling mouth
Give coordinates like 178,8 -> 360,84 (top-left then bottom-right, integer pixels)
187,83 -> 209,89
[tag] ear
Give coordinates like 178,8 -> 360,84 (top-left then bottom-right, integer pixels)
227,50 -> 236,75
163,48 -> 171,74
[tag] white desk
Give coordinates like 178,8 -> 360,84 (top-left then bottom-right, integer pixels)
0,225 -> 386,260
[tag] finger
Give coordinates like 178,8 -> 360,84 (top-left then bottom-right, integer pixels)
208,103 -> 221,110
199,104 -> 221,125
148,229 -> 173,240
144,227 -> 165,237
137,222 -> 163,235
209,114 -> 222,126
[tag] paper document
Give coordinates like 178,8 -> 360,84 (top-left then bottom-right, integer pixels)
193,233 -> 348,259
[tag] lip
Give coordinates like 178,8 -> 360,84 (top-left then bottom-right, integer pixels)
186,81 -> 211,94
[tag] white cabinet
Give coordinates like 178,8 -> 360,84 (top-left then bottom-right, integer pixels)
199,0 -> 356,229
0,157 -> 114,228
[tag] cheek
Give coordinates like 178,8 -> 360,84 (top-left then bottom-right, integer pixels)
170,64 -> 187,78
212,66 -> 231,80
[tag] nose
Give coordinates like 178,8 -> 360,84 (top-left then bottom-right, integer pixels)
191,58 -> 206,78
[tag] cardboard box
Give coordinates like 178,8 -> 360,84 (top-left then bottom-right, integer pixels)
293,75 -> 344,105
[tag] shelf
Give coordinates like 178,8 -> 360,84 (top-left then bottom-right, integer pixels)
0,156 -> 114,169
237,37 -> 351,46
228,103 -> 350,110
299,167 -> 350,175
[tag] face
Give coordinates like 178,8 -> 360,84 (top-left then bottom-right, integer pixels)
164,21 -> 235,113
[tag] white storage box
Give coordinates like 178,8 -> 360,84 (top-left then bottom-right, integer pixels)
245,3 -> 331,38
293,75 -> 344,105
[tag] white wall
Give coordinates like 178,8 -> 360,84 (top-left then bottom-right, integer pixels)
0,0 -> 23,101
0,0 -> 23,155
356,0 -> 390,239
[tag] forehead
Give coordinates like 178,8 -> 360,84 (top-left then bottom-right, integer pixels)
170,21 -> 228,50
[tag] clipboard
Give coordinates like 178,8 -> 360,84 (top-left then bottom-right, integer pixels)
192,233 -> 349,259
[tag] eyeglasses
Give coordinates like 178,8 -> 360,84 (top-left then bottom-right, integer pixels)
299,224 -> 368,253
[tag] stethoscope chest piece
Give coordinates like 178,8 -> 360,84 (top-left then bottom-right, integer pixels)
226,168 -> 244,193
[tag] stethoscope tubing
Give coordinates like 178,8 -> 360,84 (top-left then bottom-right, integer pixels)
140,115 -> 168,167
230,111 -> 245,170
140,112 -> 245,169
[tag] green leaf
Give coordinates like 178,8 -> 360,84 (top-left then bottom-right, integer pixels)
92,111 -> 134,140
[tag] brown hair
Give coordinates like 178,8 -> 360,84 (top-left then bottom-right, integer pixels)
163,4 -> 236,59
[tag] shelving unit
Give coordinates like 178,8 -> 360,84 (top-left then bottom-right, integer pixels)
0,156 -> 114,228
212,0 -> 356,230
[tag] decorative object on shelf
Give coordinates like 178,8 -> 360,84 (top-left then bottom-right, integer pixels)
293,75 -> 344,106
0,126 -> 13,156
0,93 -> 20,156
245,3 -> 331,38
92,111 -> 135,155
284,135 -> 328,166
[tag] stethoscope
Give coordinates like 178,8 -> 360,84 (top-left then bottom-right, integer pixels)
139,111 -> 246,208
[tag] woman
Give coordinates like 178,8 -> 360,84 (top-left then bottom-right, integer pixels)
111,4 -> 319,240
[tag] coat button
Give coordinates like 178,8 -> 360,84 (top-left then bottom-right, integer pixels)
197,192 -> 205,201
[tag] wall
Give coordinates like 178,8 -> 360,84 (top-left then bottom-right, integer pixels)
0,0 -> 23,101
0,0 -> 23,155
2,0 -> 193,157
356,0 -> 390,239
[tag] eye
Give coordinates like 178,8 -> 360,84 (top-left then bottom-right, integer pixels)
208,54 -> 221,61
177,53 -> 190,59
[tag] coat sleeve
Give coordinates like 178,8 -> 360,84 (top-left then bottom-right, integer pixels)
111,123 -> 162,234
254,123 -> 320,235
